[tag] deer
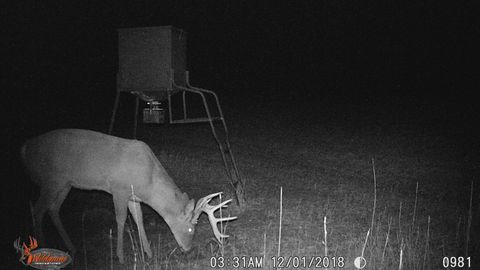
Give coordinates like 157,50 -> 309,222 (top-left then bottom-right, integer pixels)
21,129 -> 237,263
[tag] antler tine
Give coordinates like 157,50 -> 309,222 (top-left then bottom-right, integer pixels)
213,199 -> 233,210
195,192 -> 222,209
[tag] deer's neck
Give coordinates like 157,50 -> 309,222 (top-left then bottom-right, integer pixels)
141,150 -> 189,221
145,178 -> 188,221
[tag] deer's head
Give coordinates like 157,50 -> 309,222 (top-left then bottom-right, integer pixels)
167,192 -> 236,251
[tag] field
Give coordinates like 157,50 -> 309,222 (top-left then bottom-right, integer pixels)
16,107 -> 477,270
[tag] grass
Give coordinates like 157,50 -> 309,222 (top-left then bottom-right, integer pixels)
29,117 -> 478,269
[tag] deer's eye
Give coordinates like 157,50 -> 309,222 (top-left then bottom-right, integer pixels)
187,227 -> 194,234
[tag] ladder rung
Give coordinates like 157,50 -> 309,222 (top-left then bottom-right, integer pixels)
170,117 -> 222,124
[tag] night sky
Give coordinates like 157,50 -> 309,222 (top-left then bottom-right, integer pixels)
4,0 -> 480,264
7,1 -> 479,127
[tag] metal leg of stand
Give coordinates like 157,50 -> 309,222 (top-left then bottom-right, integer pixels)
197,91 -> 234,183
182,91 -> 187,120
168,91 -> 173,124
185,80 -> 243,185
133,96 -> 139,139
108,92 -> 120,134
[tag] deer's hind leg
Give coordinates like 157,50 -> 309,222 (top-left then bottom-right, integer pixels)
47,185 -> 74,253
32,187 -> 51,245
33,182 -> 72,250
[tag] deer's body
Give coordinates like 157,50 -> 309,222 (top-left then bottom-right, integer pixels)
21,129 -> 235,263
22,129 -> 181,206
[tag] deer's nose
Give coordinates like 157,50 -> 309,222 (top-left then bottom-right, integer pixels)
180,245 -> 194,254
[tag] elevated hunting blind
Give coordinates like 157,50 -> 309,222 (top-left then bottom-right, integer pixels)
117,26 -> 186,94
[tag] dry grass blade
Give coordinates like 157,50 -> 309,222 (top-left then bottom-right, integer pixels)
380,217 -> 392,270
277,186 -> 283,268
412,182 -> 419,230
466,181 -> 473,257
370,158 -> 377,235
323,216 -> 328,257
423,216 -> 430,270
399,238 -> 404,270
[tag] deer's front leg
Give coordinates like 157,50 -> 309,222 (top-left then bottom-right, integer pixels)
128,200 -> 153,258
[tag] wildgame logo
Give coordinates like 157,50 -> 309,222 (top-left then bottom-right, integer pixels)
13,236 -> 72,269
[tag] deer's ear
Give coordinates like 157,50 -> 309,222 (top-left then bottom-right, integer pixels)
184,198 -> 195,216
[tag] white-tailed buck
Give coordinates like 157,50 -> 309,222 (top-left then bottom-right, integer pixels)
21,129 -> 236,263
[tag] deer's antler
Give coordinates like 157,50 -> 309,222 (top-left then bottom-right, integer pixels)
192,192 -> 237,242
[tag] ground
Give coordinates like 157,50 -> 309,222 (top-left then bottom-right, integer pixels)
19,110 -> 478,269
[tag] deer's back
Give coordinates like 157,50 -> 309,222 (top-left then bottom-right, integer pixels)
21,129 -> 154,192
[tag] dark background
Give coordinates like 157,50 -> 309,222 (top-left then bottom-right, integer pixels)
3,0 -> 479,262
6,0 -> 479,130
